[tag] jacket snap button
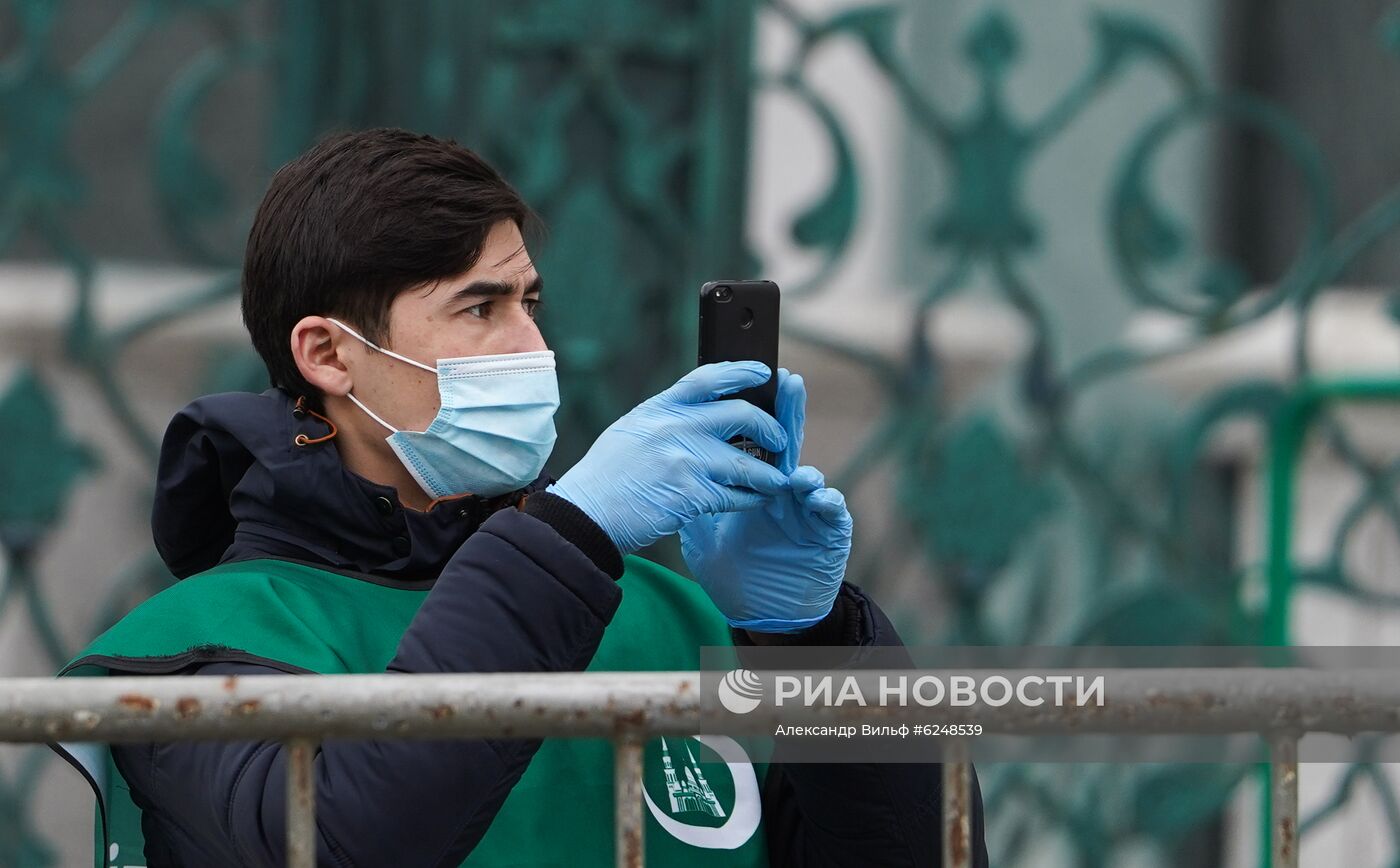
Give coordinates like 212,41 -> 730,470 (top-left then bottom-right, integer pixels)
375,496 -> 395,516
392,536 -> 410,556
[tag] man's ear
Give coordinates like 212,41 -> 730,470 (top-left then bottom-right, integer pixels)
290,316 -> 353,397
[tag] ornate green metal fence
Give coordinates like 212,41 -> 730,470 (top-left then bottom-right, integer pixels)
752,3 -> 1400,865
6,0 -> 1400,865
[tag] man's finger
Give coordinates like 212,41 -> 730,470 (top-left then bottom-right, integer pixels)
790,465 -> 825,494
701,484 -> 771,515
702,442 -> 791,497
776,368 -> 806,475
802,486 -> 852,531
690,399 -> 789,455
658,361 -> 772,405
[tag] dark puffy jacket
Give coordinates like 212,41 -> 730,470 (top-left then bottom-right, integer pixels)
107,387 -> 989,867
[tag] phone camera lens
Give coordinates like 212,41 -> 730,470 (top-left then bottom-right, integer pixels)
714,285 -> 733,302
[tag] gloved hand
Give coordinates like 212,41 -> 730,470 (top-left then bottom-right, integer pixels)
679,368 -> 853,632
547,361 -> 792,555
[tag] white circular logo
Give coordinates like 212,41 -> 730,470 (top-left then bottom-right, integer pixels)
717,668 -> 763,714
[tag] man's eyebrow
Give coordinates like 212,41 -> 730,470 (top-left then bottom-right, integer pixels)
445,273 -> 543,305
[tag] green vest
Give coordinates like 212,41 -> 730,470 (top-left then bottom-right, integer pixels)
54,556 -> 768,867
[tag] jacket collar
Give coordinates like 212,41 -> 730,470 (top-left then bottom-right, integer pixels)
151,388 -> 552,581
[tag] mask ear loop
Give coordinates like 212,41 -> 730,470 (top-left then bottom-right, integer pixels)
345,391 -> 399,434
325,317 -> 437,373
293,395 -> 339,446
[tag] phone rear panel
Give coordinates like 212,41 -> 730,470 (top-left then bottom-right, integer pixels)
699,280 -> 781,465
698,279 -> 780,417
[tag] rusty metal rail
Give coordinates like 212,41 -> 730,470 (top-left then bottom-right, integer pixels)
24,669 -> 1400,867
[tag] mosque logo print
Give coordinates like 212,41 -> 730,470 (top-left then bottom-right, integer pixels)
659,736 -> 726,817
643,734 -> 762,849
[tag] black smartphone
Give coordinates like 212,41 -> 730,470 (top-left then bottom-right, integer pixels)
698,279 -> 781,465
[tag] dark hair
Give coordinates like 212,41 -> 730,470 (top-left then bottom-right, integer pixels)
241,128 -> 540,407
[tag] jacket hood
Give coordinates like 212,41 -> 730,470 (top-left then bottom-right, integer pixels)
151,388 -> 553,580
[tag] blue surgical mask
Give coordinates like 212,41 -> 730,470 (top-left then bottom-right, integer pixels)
326,318 -> 559,500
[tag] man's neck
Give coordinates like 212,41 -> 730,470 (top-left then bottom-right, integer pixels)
326,402 -> 434,512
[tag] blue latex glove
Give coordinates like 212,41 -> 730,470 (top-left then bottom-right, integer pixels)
679,368 -> 853,632
547,361 -> 792,555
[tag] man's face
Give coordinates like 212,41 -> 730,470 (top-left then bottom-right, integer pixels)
346,219 -> 547,432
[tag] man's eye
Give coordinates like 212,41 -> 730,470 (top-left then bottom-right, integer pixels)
462,299 -> 542,319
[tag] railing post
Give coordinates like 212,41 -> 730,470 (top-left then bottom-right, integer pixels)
1270,735 -> 1299,868
286,738 -> 318,868
614,735 -> 646,868
942,738 -> 972,868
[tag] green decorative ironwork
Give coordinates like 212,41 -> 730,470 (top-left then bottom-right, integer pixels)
8,0 -> 1400,865
1259,378 -> 1400,868
0,369 -> 98,868
0,368 -> 94,543
2,1 -> 757,864
903,415 -> 1056,633
754,3 -> 1400,867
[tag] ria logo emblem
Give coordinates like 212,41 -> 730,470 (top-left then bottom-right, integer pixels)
717,668 -> 763,714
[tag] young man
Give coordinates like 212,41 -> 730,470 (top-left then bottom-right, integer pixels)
54,128 -> 988,866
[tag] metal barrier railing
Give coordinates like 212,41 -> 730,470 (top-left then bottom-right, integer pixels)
20,669 -> 1400,868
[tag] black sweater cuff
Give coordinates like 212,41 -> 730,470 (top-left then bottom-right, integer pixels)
521,491 -> 625,580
